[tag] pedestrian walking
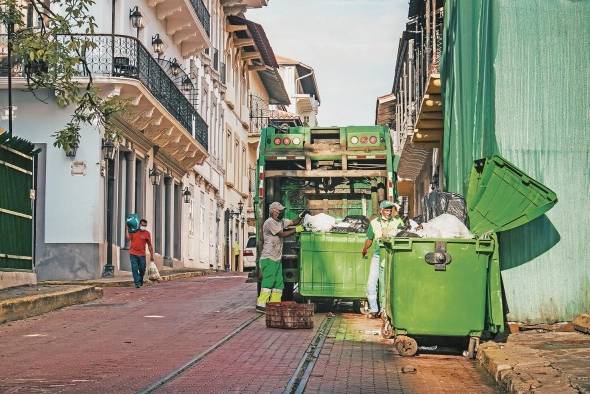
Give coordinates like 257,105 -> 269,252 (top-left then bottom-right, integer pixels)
126,218 -> 155,288
256,202 -> 304,312
361,201 -> 404,318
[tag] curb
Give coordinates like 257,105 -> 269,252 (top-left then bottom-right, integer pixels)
0,286 -> 103,325
573,314 -> 590,335
40,270 -> 208,288
477,341 -> 578,394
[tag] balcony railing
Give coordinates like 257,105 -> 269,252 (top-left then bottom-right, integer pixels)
190,0 -> 210,37
0,34 -> 208,150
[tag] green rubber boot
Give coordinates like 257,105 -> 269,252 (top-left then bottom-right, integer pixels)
270,289 -> 283,303
256,288 -> 272,312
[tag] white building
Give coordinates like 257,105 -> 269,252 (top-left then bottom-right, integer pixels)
0,0 -> 272,282
275,56 -> 320,126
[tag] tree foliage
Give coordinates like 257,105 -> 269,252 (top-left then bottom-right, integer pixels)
1,0 -> 127,153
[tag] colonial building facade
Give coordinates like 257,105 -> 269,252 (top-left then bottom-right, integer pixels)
0,0 -> 286,284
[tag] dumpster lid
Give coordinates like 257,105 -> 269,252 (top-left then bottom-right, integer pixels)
466,155 -> 558,234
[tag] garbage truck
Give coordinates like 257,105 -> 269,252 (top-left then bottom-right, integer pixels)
253,124 -> 397,311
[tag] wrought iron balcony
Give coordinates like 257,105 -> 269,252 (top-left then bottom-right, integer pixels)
0,34 -> 208,151
190,0 -> 211,37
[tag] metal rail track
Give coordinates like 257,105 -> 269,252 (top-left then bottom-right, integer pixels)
283,315 -> 335,394
137,313 -> 263,394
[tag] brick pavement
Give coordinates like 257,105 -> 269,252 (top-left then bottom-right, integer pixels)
157,315 -> 324,394
0,276 -> 502,394
0,274 -> 256,394
304,314 -> 499,394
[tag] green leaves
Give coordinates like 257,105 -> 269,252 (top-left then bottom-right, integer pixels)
3,0 -> 128,153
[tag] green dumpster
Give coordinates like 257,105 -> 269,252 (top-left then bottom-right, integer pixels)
299,232 -> 370,307
382,156 -> 557,357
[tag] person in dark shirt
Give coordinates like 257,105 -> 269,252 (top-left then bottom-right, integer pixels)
126,219 -> 155,288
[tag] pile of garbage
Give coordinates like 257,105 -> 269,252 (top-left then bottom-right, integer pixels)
299,190 -> 474,239
302,214 -> 369,233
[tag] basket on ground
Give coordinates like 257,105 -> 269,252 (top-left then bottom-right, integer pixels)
266,301 -> 314,329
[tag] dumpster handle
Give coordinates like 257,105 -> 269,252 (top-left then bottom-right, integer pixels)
392,238 -> 413,251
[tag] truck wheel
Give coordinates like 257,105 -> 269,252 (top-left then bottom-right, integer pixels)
381,319 -> 394,339
394,336 -> 418,357
282,282 -> 294,301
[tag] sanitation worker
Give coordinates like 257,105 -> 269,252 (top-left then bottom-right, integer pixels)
256,202 -> 305,313
361,201 -> 404,318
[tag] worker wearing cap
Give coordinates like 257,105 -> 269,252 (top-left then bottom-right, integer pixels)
361,200 -> 405,318
256,201 -> 305,312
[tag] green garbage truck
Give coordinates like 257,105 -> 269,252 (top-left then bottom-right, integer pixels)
381,156 -> 558,358
254,124 -> 398,310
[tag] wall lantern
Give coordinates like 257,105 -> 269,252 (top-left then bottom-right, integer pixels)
149,168 -> 161,186
237,201 -> 244,214
151,34 -> 164,56
65,144 -> 78,158
102,139 -> 116,160
182,187 -> 192,203
170,58 -> 181,76
129,6 -> 143,29
181,76 -> 193,91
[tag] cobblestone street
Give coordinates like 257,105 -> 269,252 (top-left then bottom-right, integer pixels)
0,275 -> 499,393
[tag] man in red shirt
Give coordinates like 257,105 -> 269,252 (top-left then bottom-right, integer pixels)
126,219 -> 155,288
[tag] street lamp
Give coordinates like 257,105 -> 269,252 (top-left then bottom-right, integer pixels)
152,34 -> 164,56
181,76 -> 193,91
170,58 -> 181,76
129,6 -> 143,29
102,139 -> 116,160
149,168 -> 161,186
182,187 -> 192,203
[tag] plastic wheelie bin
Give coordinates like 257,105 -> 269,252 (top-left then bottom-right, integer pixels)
381,155 -> 558,357
299,232 -> 370,312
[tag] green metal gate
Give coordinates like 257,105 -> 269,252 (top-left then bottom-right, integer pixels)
0,135 -> 36,270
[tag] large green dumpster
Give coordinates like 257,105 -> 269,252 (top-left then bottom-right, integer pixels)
299,232 -> 369,303
383,156 -> 557,357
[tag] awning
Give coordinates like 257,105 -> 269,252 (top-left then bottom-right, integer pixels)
276,55 -> 321,104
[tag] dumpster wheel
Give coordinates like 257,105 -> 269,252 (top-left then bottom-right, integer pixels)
394,336 -> 418,357
352,300 -> 369,315
380,319 -> 394,339
465,336 -> 480,359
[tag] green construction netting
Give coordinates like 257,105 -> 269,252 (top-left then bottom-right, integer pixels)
442,0 -> 590,322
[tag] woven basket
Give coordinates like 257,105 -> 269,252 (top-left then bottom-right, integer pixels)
266,301 -> 314,329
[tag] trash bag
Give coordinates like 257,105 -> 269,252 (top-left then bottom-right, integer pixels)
147,261 -> 161,281
422,191 -> 469,226
126,213 -> 140,233
337,215 -> 370,233
303,213 -> 337,232
416,213 -> 474,239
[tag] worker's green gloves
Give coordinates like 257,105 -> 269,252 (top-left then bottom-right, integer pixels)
295,225 -> 305,233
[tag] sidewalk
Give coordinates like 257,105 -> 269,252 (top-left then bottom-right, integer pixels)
40,267 -> 209,287
477,321 -> 590,393
0,268 -> 212,325
0,284 -> 102,325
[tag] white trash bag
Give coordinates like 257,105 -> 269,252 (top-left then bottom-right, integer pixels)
417,213 -> 474,239
303,213 -> 337,232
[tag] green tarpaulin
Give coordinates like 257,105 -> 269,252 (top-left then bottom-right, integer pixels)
442,0 -> 590,322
